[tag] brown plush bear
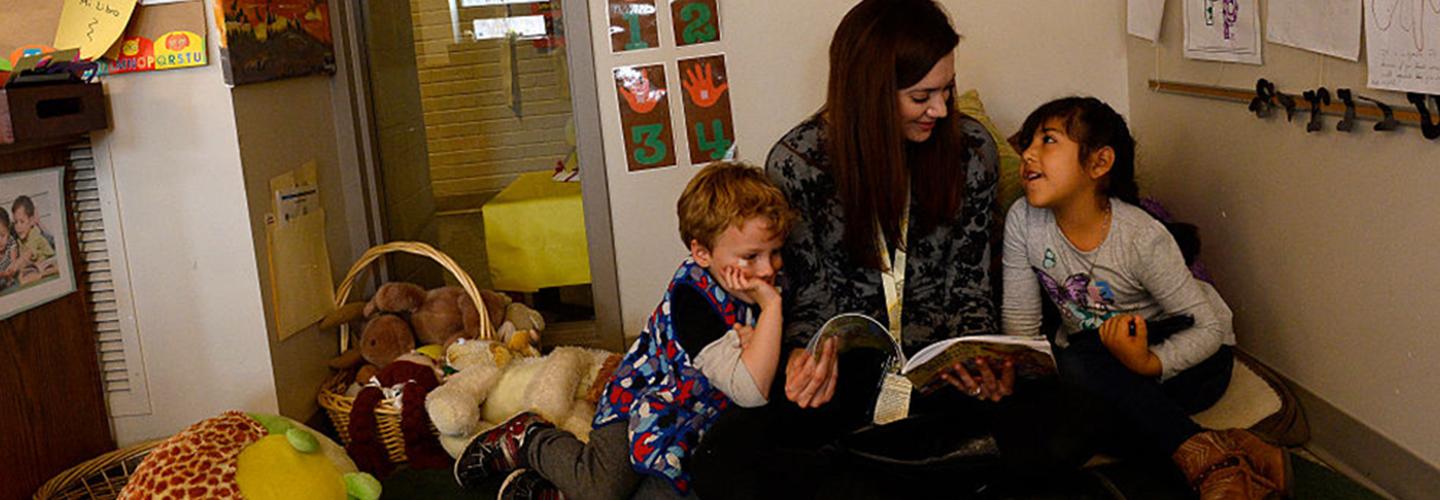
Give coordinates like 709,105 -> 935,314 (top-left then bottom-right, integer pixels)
328,283 -> 502,377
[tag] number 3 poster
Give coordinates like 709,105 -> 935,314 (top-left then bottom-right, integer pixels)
677,54 -> 736,164
614,64 -> 678,171
671,0 -> 720,46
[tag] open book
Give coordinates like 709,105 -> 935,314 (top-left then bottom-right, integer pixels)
805,313 -> 1055,390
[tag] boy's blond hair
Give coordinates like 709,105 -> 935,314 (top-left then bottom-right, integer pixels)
677,162 -> 794,249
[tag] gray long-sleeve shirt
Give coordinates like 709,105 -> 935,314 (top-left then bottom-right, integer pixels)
1001,198 -> 1234,380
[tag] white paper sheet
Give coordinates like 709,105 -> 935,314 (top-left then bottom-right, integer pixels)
1267,0 -> 1362,61
1365,0 -> 1440,94
1128,0 -> 1167,42
1184,0 -> 1263,65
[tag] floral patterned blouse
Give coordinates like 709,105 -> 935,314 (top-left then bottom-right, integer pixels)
765,114 -> 999,356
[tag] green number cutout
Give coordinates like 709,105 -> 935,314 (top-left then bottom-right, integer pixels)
695,120 -> 732,160
623,13 -> 649,50
681,3 -> 717,44
631,123 -> 668,165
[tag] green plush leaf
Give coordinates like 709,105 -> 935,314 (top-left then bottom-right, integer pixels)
344,472 -> 383,500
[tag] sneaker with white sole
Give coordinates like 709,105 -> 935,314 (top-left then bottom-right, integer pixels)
499,469 -> 566,500
453,412 -> 553,489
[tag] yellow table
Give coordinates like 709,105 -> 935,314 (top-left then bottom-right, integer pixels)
482,171 -> 591,292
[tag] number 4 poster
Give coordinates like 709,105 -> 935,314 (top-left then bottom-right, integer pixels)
678,54 -> 736,164
671,0 -> 720,46
614,64 -> 678,172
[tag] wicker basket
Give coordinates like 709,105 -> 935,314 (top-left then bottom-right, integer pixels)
32,440 -> 161,500
316,241 -> 495,464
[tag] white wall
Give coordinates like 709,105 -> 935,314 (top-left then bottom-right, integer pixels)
589,1 -> 1131,337
98,22 -> 279,444
1125,0 -> 1440,470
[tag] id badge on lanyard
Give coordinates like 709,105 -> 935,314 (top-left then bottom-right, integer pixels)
874,205 -> 912,425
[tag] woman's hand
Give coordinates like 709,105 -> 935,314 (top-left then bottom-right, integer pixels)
784,340 -> 838,408
940,357 -> 1014,402
1100,315 -> 1162,376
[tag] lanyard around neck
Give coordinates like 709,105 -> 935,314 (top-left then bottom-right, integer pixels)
878,202 -> 910,344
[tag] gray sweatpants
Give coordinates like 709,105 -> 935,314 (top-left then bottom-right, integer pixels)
527,422 -> 694,500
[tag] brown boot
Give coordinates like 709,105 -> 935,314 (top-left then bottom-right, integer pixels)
1172,431 -> 1279,500
1225,429 -> 1292,498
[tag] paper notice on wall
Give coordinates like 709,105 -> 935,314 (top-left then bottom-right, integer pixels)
102,1 -> 207,75
608,0 -> 660,53
671,0 -> 721,46
1267,0 -> 1361,61
1127,0 -> 1166,42
1183,0 -> 1262,65
677,54 -> 736,164
1365,0 -> 1440,94
53,0 -> 139,61
614,64 -> 677,172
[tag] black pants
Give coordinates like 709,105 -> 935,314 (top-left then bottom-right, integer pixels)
1055,333 -> 1233,458
690,349 -> 1096,499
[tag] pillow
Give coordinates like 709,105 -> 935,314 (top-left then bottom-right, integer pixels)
955,89 -> 1023,211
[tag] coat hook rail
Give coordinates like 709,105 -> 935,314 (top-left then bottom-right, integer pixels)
1148,79 -> 1425,129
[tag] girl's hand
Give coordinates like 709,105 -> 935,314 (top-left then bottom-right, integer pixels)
1100,315 -> 1162,376
940,357 -> 1015,402
784,340 -> 839,408
717,265 -> 781,310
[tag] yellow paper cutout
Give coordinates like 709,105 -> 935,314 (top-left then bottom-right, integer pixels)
54,0 -> 139,61
266,161 -> 333,340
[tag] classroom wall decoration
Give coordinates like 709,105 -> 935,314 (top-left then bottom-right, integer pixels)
1266,0 -> 1361,61
614,64 -> 678,171
1183,0 -> 1262,65
671,0 -> 721,47
104,1 -> 208,75
54,0 -> 139,61
677,54 -> 736,163
0,167 -> 76,321
1365,0 -> 1440,95
214,0 -> 335,86
609,0 -> 661,53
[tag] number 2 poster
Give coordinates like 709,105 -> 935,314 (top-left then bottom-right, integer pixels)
671,0 -> 720,46
614,64 -> 678,172
677,54 -> 736,164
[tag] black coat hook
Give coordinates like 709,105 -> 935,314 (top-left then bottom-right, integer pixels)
1355,95 -> 1400,131
1304,88 -> 1331,133
1249,78 -> 1276,118
1336,89 -> 1357,132
1276,90 -> 1298,122
1408,92 -> 1440,140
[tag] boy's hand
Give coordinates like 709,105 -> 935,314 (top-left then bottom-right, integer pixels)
1100,315 -> 1161,376
717,265 -> 781,309
734,324 -> 755,348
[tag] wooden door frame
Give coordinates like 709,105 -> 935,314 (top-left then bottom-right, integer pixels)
335,0 -> 626,351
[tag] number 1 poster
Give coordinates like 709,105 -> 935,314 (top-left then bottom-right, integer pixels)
678,54 -> 736,164
671,0 -> 720,46
615,64 -> 678,171
609,0 -> 660,53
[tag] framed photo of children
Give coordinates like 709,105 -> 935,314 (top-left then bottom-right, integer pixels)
0,167 -> 76,320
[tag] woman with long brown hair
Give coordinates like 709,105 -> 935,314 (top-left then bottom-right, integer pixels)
690,1 -> 1081,497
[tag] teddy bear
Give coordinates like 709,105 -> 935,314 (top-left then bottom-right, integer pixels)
346,353 -> 451,476
326,283 -> 542,383
425,337 -> 622,456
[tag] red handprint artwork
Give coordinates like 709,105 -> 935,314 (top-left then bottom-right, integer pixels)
682,61 -> 728,108
618,67 -> 665,114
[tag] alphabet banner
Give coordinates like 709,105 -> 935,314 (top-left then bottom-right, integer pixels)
608,0 -> 660,53
670,0 -> 720,46
614,64 -> 677,171
677,54 -> 736,164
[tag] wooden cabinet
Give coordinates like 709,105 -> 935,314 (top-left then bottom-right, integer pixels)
0,87 -> 114,498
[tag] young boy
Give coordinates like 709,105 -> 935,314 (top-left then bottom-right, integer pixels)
454,162 -> 793,499
11,196 -> 56,276
0,208 -> 21,291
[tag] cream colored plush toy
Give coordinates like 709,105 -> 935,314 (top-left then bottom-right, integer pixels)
425,338 -> 619,457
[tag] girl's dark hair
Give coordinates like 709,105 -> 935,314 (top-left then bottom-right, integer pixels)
0,208 -> 9,232
1013,96 -> 1139,206
825,0 -> 976,269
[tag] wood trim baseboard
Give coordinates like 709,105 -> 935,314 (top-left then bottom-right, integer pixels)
1262,356 -> 1440,499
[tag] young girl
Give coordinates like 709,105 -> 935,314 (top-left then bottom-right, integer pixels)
1001,97 -> 1288,499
